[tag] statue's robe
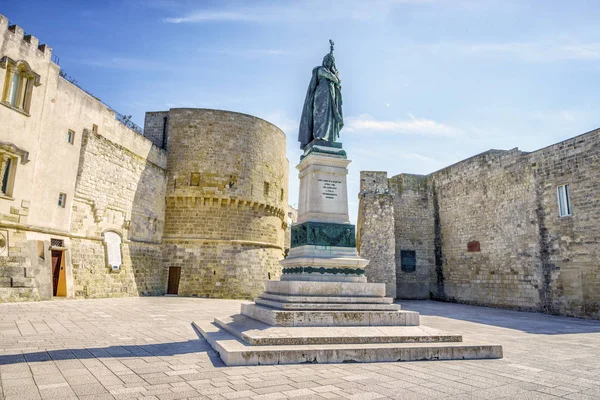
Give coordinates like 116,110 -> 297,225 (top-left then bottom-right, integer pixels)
298,67 -> 344,149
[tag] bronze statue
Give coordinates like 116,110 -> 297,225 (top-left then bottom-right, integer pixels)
298,40 -> 344,149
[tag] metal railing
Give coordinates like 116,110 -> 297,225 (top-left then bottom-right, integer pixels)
59,71 -> 143,135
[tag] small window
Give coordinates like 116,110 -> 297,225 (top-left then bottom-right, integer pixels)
58,193 -> 67,208
400,250 -> 416,273
1,157 -> 13,196
2,63 -> 36,114
280,188 -> 284,201
92,124 -> 98,135
190,172 -> 201,186
67,130 -> 75,144
264,182 -> 270,196
557,184 -> 572,217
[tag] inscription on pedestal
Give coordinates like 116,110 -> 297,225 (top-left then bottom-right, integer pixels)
318,178 -> 342,200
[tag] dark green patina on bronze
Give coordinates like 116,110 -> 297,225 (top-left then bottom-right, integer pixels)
300,145 -> 347,160
291,221 -> 356,248
282,266 -> 365,276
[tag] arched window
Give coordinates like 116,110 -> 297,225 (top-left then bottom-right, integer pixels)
1,58 -> 40,114
103,231 -> 122,270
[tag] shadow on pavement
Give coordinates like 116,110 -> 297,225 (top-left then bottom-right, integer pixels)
0,323 -> 225,367
399,300 -> 600,335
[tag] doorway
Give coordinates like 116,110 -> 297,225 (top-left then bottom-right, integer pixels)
51,250 -> 64,296
167,267 -> 181,295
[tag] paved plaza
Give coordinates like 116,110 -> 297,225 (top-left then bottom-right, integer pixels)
0,298 -> 599,400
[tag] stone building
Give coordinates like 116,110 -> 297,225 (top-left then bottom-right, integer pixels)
358,128 -> 600,319
0,15 -> 288,302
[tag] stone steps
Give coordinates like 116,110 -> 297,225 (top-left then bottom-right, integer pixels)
259,293 -> 394,304
196,321 -> 503,366
254,298 -> 401,311
241,304 -> 420,327
213,315 -> 462,345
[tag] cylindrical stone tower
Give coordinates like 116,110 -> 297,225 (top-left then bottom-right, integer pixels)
162,109 -> 288,299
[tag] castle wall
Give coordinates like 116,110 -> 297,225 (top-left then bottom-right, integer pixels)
389,174 -> 435,299
143,111 -> 168,149
162,109 -> 288,299
357,171 -> 396,298
69,129 -> 167,298
0,15 -> 169,301
528,130 -> 600,318
429,149 -> 543,310
358,128 -> 600,318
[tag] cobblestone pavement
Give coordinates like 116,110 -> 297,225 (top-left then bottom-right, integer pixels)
1,297 -> 599,400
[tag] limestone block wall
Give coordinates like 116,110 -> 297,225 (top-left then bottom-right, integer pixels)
389,174 -> 435,299
529,129 -> 600,318
143,111 -> 168,149
162,108 -> 288,299
357,171 -> 396,298
429,149 -> 543,310
70,129 -> 167,298
358,128 -> 600,318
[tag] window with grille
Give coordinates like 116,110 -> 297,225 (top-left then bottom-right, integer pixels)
51,239 -> 64,247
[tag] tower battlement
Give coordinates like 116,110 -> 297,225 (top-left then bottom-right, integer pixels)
0,14 -> 53,60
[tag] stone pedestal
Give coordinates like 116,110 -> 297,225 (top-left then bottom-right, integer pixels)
198,141 -> 502,365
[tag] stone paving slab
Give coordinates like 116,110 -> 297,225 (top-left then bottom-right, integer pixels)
0,297 -> 600,399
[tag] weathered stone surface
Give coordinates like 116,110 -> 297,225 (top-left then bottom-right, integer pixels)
197,320 -> 502,366
358,128 -> 600,319
240,304 -> 419,327
265,280 -> 386,297
212,315 -> 460,345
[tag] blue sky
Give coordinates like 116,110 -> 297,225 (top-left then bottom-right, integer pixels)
4,0 -> 600,224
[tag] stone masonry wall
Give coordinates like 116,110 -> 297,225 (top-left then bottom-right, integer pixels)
162,109 -> 288,299
389,174 -> 435,299
430,149 -> 543,310
529,129 -> 600,318
70,129 -> 167,298
143,112 -> 168,149
357,171 -> 396,298
359,128 -> 600,318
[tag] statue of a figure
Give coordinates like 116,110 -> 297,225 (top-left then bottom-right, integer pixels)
298,40 -> 344,149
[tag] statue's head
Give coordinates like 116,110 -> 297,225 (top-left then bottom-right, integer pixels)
322,53 -> 335,69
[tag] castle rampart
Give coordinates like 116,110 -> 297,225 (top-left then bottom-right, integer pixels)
358,129 -> 600,319
0,14 -> 290,302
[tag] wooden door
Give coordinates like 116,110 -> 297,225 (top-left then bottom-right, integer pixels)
51,250 -> 62,296
167,267 -> 181,295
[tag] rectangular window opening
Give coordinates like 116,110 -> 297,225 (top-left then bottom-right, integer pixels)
557,184 -> 572,217
280,188 -> 284,201
400,250 -> 417,273
1,157 -> 12,195
67,129 -> 75,144
58,193 -> 67,208
92,124 -> 99,135
264,182 -> 270,196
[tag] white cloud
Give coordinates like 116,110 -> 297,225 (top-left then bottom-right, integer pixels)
345,114 -> 462,137
164,11 -> 261,23
451,41 -> 600,62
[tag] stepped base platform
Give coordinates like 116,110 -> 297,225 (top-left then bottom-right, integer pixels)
196,318 -> 503,366
242,304 -> 419,326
